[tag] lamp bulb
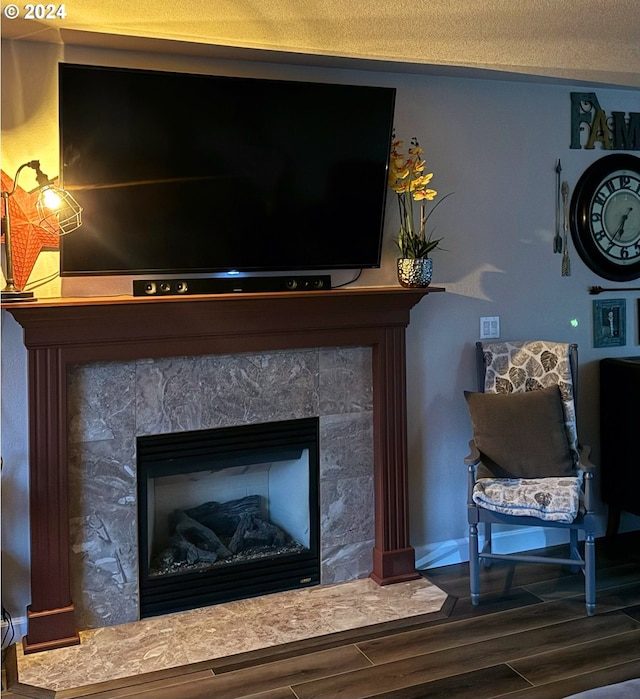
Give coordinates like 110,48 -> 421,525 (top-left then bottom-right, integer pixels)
41,187 -> 63,211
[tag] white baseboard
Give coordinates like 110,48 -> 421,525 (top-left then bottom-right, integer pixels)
1,616 -> 26,648
415,526 -> 582,571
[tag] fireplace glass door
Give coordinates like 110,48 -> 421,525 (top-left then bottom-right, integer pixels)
137,418 -> 320,617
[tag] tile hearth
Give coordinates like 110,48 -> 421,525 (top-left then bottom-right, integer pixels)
16,577 -> 448,692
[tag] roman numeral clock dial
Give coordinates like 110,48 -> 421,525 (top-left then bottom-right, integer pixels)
570,154 -> 640,282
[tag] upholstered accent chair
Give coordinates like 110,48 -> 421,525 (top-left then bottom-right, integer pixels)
465,341 -> 597,615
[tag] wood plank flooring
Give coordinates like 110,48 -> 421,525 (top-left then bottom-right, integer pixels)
4,530 -> 640,699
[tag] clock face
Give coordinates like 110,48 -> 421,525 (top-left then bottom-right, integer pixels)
570,154 -> 640,282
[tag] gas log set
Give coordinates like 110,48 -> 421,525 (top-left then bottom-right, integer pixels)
150,494 -> 304,576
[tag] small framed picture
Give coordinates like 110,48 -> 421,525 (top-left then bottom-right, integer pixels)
593,299 -> 626,348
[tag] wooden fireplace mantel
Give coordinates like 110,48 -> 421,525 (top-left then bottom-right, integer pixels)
4,284 -> 443,653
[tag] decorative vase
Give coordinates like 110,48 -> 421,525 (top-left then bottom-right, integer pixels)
397,258 -> 433,287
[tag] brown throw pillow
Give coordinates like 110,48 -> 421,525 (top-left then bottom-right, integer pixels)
464,385 -> 574,479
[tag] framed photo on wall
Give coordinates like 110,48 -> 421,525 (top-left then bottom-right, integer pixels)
593,299 -> 626,348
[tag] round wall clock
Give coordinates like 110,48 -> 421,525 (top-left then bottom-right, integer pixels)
570,153 -> 640,281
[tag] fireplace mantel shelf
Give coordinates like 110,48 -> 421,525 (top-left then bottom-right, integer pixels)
4,285 -> 443,354
4,285 -> 444,653
5,284 -> 444,309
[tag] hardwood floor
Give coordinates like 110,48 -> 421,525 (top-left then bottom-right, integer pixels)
4,530 -> 640,699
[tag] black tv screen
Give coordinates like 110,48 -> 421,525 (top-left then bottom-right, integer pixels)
59,63 -> 396,276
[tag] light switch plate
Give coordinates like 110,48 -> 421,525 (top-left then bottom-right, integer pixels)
480,316 -> 500,339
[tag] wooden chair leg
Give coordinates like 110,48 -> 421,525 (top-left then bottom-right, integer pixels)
585,532 -> 596,616
469,522 -> 480,605
570,528 -> 580,574
481,522 -> 493,568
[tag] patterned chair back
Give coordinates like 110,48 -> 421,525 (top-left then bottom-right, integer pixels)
477,340 -> 579,460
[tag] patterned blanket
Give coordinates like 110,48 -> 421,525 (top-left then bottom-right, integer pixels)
472,474 -> 582,523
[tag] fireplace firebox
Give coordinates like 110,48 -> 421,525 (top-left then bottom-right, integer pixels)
137,417 -> 320,617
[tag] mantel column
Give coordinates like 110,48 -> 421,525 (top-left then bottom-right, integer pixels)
370,326 -> 419,585
23,347 -> 80,653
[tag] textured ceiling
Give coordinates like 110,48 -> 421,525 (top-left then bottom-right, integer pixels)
2,0 -> 640,87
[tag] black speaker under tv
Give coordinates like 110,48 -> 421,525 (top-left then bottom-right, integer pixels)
59,63 -> 396,278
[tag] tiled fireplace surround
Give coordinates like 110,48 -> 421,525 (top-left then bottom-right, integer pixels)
6,285 -> 440,654
69,346 -> 375,630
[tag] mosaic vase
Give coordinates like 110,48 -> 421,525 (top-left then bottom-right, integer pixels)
397,258 -> 433,288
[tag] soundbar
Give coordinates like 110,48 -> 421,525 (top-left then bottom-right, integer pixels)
133,275 -> 332,297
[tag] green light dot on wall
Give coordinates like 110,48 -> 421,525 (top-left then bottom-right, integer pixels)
570,318 -> 579,328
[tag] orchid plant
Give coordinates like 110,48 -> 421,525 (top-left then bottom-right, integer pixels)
388,136 -> 450,258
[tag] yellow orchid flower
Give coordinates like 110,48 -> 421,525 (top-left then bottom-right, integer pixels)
409,173 -> 434,191
388,133 -> 451,259
417,172 -> 434,186
392,181 -> 410,194
414,188 -> 437,201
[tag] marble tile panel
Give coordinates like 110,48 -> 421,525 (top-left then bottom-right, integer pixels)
321,540 -> 374,584
320,476 -> 375,548
67,362 -> 137,444
68,438 -> 139,628
196,351 -> 321,426
320,412 -> 374,479
135,356 -> 207,435
68,438 -> 137,519
319,347 -> 372,415
135,351 -> 321,435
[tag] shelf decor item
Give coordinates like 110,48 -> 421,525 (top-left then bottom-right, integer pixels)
389,136 -> 450,287
592,298 -> 626,348
1,160 -> 82,302
570,154 -> 640,282
396,257 -> 433,287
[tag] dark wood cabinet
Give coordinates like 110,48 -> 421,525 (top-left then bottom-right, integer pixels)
600,357 -> 640,535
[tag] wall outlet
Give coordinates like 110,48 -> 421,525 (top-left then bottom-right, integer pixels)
480,316 -> 500,339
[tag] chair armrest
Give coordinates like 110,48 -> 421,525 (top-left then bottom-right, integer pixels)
578,444 -> 597,473
465,440 -> 481,466
578,445 -> 596,514
466,440 -> 480,504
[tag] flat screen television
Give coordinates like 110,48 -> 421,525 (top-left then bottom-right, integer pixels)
59,63 -> 396,277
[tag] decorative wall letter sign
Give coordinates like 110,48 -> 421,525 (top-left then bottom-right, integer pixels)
570,93 -> 640,151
